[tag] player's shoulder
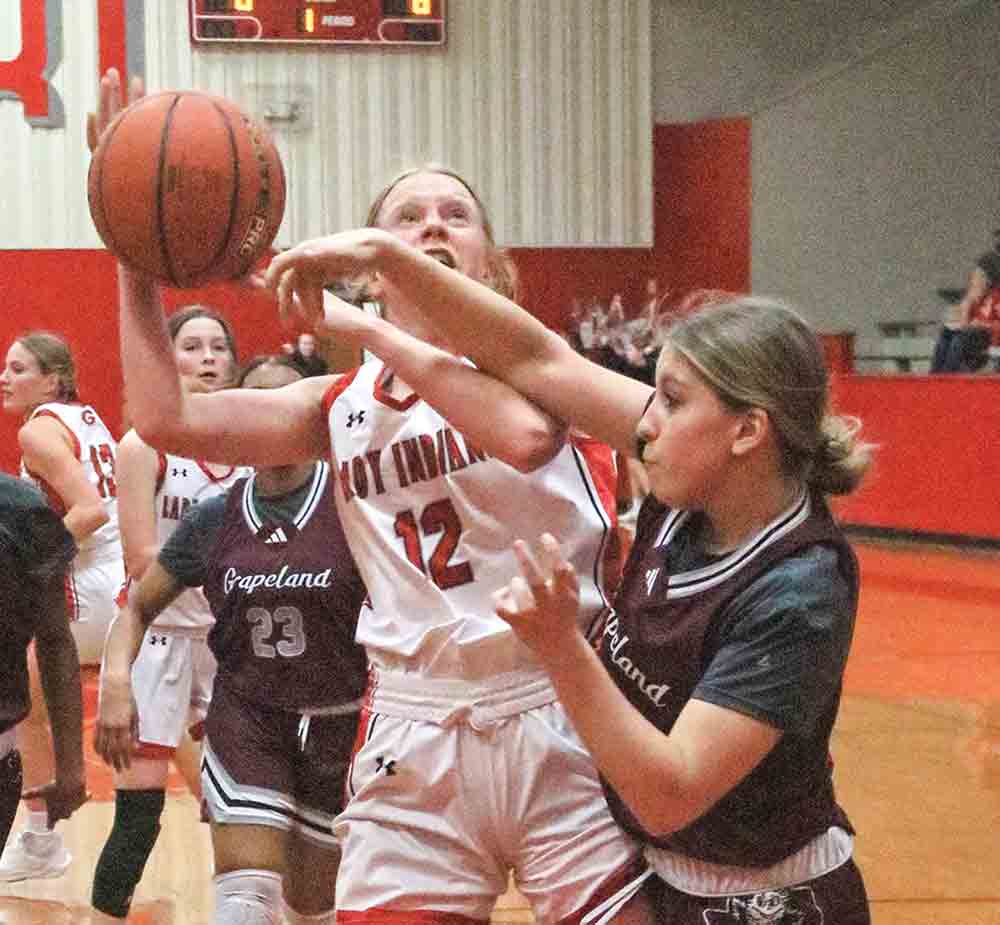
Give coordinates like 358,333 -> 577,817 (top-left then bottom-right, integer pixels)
732,544 -> 853,636
320,366 -> 368,413
18,403 -> 77,447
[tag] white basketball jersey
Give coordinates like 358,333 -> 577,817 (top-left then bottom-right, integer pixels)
149,442 -> 249,631
324,361 -> 614,681
21,401 -> 120,559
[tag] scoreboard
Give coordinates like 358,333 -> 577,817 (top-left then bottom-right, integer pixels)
190,0 -> 446,46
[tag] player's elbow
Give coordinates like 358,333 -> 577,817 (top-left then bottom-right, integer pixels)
622,784 -> 715,839
132,415 -> 189,458
503,422 -> 567,473
131,415 -> 170,450
74,502 -> 110,540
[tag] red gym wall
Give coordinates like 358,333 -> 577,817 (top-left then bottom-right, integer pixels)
0,118 -> 751,465
829,375 -> 999,541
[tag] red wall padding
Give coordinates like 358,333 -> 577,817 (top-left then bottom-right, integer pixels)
829,374 -> 998,541
0,249 -> 290,473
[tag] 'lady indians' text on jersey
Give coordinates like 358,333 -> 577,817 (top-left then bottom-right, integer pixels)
323,361 -> 616,681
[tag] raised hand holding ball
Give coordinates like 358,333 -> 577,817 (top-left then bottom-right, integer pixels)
88,85 -> 285,288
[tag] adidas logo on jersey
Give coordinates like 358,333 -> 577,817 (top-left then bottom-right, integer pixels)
259,524 -> 290,544
645,568 -> 660,595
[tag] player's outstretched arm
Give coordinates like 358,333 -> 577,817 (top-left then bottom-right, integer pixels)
310,290 -> 567,471
268,230 -> 653,458
118,261 -> 331,467
495,534 -> 783,838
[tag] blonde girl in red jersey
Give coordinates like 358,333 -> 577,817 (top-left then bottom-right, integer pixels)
0,331 -> 122,881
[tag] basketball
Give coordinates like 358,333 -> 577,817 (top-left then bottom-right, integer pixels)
87,90 -> 286,288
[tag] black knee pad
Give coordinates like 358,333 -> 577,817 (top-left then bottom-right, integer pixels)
0,748 -> 23,850
91,788 -> 166,917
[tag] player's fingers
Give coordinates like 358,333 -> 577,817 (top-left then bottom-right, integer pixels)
104,68 -> 121,124
299,278 -> 324,327
275,268 -> 297,326
508,575 -> 536,612
128,74 -> 145,105
492,587 -> 523,627
512,539 -> 547,596
537,533 -> 563,573
111,733 -> 131,772
552,560 -> 579,597
265,250 -> 296,291
539,533 -> 578,594
86,112 -> 99,153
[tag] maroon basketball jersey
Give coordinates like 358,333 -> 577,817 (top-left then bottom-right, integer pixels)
603,490 -> 858,866
202,461 -> 368,711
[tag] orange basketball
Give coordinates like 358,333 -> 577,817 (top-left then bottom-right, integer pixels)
88,90 -> 286,288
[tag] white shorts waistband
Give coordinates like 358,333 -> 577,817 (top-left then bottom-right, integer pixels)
645,826 -> 854,897
366,667 -> 558,727
145,624 -> 210,641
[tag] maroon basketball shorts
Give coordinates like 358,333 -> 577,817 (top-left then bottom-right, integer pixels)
201,680 -> 360,850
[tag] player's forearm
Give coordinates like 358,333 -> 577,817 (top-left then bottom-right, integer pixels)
118,265 -> 189,447
540,631 -> 695,835
378,239 -> 561,387
63,501 -> 110,543
35,632 -> 85,785
357,314 -> 565,470
100,604 -> 149,689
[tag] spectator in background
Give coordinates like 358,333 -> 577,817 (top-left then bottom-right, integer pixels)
290,332 -> 329,377
639,278 -> 665,326
608,293 -> 626,327
931,231 -> 1000,374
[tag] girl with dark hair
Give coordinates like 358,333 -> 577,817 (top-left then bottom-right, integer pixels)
90,304 -> 247,923
97,355 -> 369,925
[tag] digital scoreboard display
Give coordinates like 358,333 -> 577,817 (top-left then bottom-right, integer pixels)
190,0 -> 446,46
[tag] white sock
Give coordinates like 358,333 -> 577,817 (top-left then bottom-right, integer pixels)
283,899 -> 336,924
214,869 -> 283,925
25,811 -> 53,835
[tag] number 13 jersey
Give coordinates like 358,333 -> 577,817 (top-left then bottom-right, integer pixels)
20,400 -> 120,559
324,361 -> 615,682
